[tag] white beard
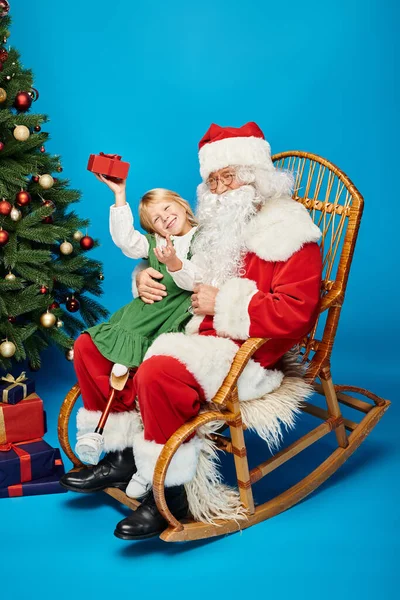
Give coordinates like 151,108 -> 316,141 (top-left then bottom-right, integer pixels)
191,184 -> 260,287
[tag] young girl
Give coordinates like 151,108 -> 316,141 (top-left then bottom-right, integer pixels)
85,175 -> 203,375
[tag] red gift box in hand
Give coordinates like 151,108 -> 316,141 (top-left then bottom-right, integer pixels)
87,152 -> 130,180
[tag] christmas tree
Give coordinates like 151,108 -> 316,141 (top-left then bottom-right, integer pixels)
0,3 -> 108,371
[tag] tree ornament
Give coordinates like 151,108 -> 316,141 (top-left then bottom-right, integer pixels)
14,91 -> 32,112
56,166 -> 63,172
0,1 -> 10,17
0,199 -> 11,215
42,198 -> 55,210
0,48 -> 8,63
34,125 -> 41,132
8,316 -> 16,323
28,88 -> 40,101
40,146 -> 45,153
38,174 -> 54,189
10,206 -> 21,221
5,271 -> 15,280
39,285 -> 48,294
31,175 -> 39,183
13,125 -> 30,141
0,141 -> 4,151
73,230 -> 84,241
56,319 -> 64,328
60,241 -> 73,255
0,339 -> 16,358
0,227 -> 9,246
80,235 -> 94,250
42,215 -> 53,224
49,301 -> 59,310
65,348 -> 74,361
40,310 -> 57,328
5,75 -> 12,81
66,296 -> 80,312
98,272 -> 104,281
0,88 -> 6,103
16,190 -> 31,206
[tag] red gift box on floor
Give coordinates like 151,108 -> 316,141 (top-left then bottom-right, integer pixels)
0,393 -> 45,445
87,152 -> 130,179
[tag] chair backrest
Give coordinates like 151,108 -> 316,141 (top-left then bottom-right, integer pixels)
272,151 -> 364,381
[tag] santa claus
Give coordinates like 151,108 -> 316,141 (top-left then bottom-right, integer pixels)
60,122 -> 322,540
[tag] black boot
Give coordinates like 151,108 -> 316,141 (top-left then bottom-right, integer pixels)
59,448 -> 136,493
114,485 -> 189,540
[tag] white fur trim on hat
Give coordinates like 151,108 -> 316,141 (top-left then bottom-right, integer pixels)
76,408 -> 142,452
199,136 -> 273,181
132,431 -> 203,487
214,277 -> 258,340
143,332 -> 284,402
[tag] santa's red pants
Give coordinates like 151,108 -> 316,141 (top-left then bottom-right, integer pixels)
74,333 -> 205,445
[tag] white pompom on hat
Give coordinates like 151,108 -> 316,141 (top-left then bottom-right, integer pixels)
198,121 -> 274,181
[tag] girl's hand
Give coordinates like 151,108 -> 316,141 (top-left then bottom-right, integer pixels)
191,284 -> 219,315
94,173 -> 126,196
153,235 -> 182,271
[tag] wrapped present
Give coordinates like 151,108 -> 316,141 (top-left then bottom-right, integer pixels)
0,449 -> 67,498
0,394 -> 45,445
0,438 -> 55,488
87,152 -> 130,180
0,371 -> 35,405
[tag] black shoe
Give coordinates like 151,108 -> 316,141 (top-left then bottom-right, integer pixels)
59,448 -> 136,493
114,485 -> 189,540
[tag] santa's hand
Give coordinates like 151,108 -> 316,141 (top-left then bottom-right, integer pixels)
191,284 -> 219,315
136,267 -> 167,304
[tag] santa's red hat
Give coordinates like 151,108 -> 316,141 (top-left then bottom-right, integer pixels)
198,122 -> 274,181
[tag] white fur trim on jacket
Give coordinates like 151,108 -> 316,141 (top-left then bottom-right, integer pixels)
199,136 -> 273,181
143,332 -> 284,402
214,277 -> 258,340
243,197 -> 322,262
132,431 -> 203,487
76,408 -> 142,452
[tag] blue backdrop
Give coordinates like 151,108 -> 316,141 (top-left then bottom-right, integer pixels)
3,1 -> 398,599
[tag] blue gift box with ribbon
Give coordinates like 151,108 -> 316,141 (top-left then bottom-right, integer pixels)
0,372 -> 36,405
0,449 -> 67,498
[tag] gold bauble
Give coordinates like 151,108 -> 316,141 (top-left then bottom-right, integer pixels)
60,241 -> 73,255
10,207 -> 22,221
0,88 -> 7,103
40,310 -> 57,328
0,340 -> 16,358
65,348 -> 74,361
38,174 -> 54,190
13,125 -> 30,142
5,272 -> 16,280
73,230 -> 84,241
56,319 -> 64,328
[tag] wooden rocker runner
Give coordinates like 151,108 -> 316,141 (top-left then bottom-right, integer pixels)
58,151 -> 390,542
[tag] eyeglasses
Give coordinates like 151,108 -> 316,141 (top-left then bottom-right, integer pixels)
206,172 -> 235,192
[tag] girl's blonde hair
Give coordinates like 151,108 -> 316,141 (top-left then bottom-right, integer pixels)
139,188 -> 198,234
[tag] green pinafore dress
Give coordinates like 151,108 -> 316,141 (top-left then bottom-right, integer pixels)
85,233 -> 195,368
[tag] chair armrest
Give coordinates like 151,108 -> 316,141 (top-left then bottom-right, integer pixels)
212,337 -> 269,406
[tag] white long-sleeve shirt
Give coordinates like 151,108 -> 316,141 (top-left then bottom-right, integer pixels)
109,203 -> 204,296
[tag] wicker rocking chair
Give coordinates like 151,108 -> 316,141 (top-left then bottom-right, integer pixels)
58,151 -> 390,542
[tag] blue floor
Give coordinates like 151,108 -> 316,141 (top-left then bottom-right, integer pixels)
2,346 -> 398,600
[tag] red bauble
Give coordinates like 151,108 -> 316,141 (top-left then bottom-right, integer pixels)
80,235 -> 94,250
0,228 -> 9,246
49,301 -> 59,310
34,125 -> 41,132
16,190 -> 32,206
0,141 -> 4,151
8,316 -> 17,324
0,1 -> 10,17
14,91 -> 33,112
0,199 -> 11,215
56,166 -> 63,172
31,175 -> 40,183
40,146 -> 45,153
42,216 -> 53,224
0,48 -> 8,63
39,285 -> 48,294
66,297 -> 80,312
